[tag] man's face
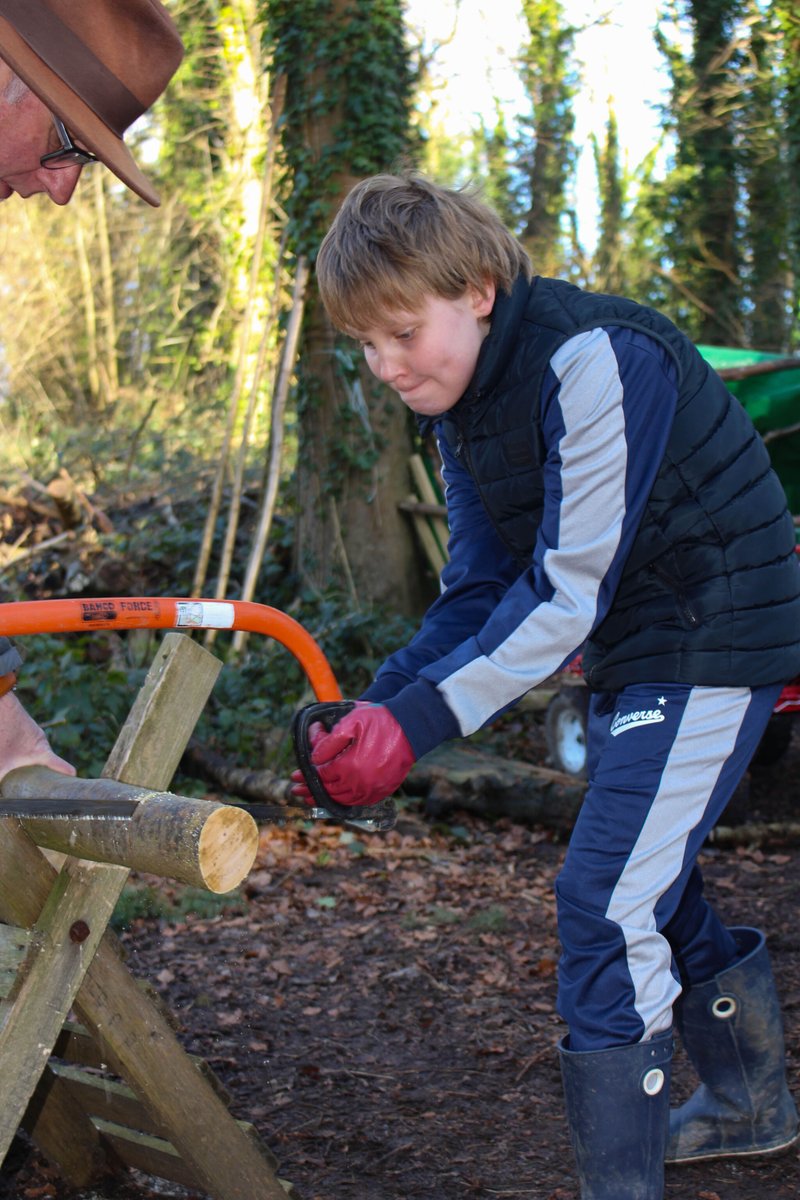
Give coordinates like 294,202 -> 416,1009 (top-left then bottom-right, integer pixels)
351,285 -> 496,417
0,62 -> 83,205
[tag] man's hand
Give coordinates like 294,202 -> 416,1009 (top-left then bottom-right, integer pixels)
0,692 -> 76,783
291,701 -> 414,807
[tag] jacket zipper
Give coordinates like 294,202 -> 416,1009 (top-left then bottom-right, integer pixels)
585,561 -> 699,688
650,560 -> 699,627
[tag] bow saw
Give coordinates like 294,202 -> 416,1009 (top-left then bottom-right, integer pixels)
0,596 -> 395,831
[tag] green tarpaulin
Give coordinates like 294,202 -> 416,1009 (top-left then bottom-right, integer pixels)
698,345 -> 800,514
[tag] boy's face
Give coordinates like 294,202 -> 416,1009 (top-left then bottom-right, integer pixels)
351,285 -> 495,417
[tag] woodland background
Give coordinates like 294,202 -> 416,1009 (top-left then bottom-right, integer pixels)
1,0 -> 799,778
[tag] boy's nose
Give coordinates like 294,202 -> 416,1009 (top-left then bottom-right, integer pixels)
375,350 -> 403,384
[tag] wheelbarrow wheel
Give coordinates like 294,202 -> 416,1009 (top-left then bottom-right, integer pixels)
545,689 -> 590,779
750,713 -> 794,768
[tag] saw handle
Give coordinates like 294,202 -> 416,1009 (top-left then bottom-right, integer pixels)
291,701 -> 397,829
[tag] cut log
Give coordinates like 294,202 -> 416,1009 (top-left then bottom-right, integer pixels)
407,742 -> 586,832
0,767 -> 258,893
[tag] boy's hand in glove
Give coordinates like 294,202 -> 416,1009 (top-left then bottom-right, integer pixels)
291,701 -> 415,807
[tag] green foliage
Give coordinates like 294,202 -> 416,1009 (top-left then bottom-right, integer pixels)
194,639 -> 305,769
294,593 -> 417,694
111,882 -> 247,931
515,0 -> 579,275
294,342 -> 386,497
401,902 -> 509,933
615,148 -> 677,311
263,0 -> 417,257
3,490 -> 269,772
771,0 -> 800,348
592,108 -> 628,295
18,634 -> 149,777
471,106 -> 518,233
467,904 -> 509,933
170,885 -> 247,920
111,884 -> 171,929
646,0 -> 796,345
157,0 -> 230,193
744,8 -> 791,349
198,593 -> 416,768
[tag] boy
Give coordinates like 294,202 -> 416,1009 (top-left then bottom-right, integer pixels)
298,172 -> 800,1199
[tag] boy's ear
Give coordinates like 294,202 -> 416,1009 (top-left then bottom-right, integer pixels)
470,281 -> 496,318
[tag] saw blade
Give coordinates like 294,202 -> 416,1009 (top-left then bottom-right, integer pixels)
0,799 -> 139,820
0,798 -> 393,829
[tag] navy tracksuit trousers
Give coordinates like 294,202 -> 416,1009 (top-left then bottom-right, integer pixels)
555,681 -> 781,1051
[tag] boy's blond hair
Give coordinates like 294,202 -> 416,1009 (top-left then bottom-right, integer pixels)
316,173 -> 531,333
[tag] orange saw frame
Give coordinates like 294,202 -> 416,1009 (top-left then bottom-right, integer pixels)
0,597 -> 342,702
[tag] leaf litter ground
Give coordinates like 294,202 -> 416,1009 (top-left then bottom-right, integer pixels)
4,727 -> 800,1200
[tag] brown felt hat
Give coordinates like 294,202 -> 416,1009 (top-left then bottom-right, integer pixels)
0,0 -> 184,206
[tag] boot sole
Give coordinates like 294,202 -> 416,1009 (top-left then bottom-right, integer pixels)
665,1129 -> 800,1165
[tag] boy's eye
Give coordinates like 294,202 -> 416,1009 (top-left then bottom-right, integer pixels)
396,328 -> 415,341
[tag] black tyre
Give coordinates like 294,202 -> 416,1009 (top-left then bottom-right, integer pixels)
750,713 -> 794,768
545,689 -> 590,778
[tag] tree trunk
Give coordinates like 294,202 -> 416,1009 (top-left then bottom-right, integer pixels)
267,0 -> 427,614
294,293 -> 431,613
407,743 -> 586,833
684,0 -> 745,345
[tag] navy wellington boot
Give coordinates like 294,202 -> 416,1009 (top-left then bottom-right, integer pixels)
559,1030 -> 673,1199
666,927 -> 799,1163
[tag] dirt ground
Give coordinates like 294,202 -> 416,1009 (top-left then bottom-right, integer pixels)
4,718 -> 800,1200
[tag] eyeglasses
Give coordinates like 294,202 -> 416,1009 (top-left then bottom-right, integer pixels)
40,115 -> 98,170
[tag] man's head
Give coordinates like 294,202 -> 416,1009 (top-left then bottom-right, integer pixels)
0,0 -> 183,207
316,173 -> 531,334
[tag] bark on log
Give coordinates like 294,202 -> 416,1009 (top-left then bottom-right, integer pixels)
180,737 -> 588,831
0,767 -> 258,893
179,735 -> 800,848
716,357 -> 800,382
181,738 -> 290,804
407,743 -> 586,832
708,822 -> 800,849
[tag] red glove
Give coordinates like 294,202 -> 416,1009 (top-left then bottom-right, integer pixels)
290,702 -> 415,807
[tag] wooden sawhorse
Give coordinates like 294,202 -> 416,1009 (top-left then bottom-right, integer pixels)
0,633 -> 296,1199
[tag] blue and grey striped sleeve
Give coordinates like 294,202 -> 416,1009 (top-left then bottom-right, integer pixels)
383,326 -> 680,757
362,431 -> 520,708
